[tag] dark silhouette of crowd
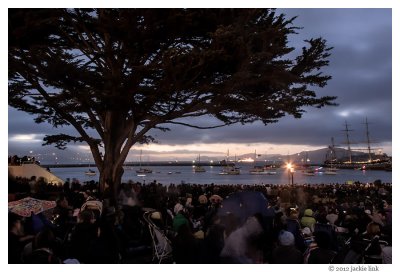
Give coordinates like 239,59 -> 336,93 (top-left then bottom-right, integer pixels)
8,177 -> 392,264
9,155 -> 38,166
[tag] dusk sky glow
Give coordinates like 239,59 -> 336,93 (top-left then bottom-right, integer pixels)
7,7 -> 393,163
2,2 -> 399,271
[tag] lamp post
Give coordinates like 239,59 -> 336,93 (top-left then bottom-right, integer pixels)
286,163 -> 295,185
286,163 -> 291,185
290,167 -> 294,186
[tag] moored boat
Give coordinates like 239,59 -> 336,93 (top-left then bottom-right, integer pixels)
136,168 -> 153,174
219,165 -> 240,175
193,154 -> 206,172
324,168 -> 338,175
249,165 -> 277,175
249,150 -> 276,175
136,150 -> 153,174
85,169 -> 96,176
194,165 -> 206,172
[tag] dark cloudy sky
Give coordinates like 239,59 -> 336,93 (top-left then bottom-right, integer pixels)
7,8 -> 392,163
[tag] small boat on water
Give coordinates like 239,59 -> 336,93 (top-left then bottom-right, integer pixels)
249,150 -> 277,175
249,165 -> 277,175
298,152 -> 315,176
219,165 -> 240,175
136,150 -> 153,174
193,154 -> 206,173
85,163 -> 96,176
85,169 -> 96,176
219,149 -> 240,175
302,167 -> 315,176
136,168 -> 153,174
194,165 -> 206,173
324,168 -> 338,175
324,156 -> 338,175
324,141 -> 338,175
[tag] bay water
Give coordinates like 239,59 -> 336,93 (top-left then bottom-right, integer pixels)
50,163 -> 392,186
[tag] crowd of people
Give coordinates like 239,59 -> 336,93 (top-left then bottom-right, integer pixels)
9,155 -> 38,166
8,177 -> 392,264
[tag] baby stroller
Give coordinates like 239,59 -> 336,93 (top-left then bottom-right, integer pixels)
143,211 -> 173,263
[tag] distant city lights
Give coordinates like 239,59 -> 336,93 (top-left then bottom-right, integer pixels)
237,157 -> 254,163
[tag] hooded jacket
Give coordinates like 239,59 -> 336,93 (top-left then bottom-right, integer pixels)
301,209 -> 316,230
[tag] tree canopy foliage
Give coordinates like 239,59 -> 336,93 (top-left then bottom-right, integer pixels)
9,8 -> 336,198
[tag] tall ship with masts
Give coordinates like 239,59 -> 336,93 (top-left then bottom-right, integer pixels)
324,118 -> 391,170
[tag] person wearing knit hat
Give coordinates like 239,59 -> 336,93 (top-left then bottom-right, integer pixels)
174,202 -> 184,215
269,230 -> 302,263
302,227 -> 312,237
326,209 -> 339,226
198,195 -> 208,205
279,230 -> 295,246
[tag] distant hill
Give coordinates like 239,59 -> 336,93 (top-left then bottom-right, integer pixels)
235,152 -> 282,160
242,148 -> 368,164
199,148 -> 371,164
286,148 -> 366,164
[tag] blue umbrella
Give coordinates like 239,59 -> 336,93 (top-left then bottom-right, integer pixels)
217,191 -> 269,225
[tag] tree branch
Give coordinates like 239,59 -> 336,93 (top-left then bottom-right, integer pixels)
165,121 -> 235,129
25,75 -> 103,164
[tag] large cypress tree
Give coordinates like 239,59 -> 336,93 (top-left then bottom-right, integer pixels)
9,9 -> 336,202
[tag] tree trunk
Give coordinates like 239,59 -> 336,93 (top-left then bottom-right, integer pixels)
96,110 -> 131,205
99,159 -> 124,206
92,107 -> 145,206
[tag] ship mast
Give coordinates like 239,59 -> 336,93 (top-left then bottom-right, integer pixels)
328,137 -> 337,161
343,121 -> 353,163
139,149 -> 142,168
363,117 -> 373,162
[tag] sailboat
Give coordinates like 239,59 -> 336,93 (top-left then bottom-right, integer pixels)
249,150 -> 277,175
85,163 -> 96,176
219,149 -> 240,175
324,161 -> 338,175
193,154 -> 206,173
301,152 -> 315,176
324,138 -> 338,175
136,150 -> 153,174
